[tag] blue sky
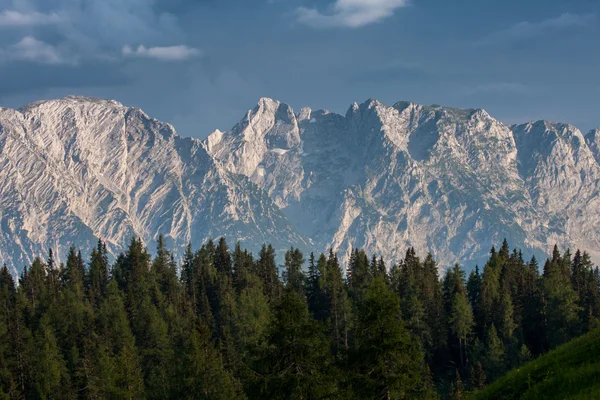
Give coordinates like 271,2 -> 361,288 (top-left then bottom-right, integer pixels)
0,0 -> 598,138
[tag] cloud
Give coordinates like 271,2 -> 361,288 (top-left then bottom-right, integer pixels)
0,36 -> 74,65
0,10 -> 64,27
0,0 -> 190,62
296,0 -> 409,28
480,13 -> 596,45
122,44 -> 202,61
463,83 -> 530,96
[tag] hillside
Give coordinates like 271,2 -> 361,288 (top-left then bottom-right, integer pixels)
472,327 -> 600,400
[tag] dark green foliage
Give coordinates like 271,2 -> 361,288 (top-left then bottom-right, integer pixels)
0,237 -> 598,399
257,244 -> 282,301
282,247 -> 305,296
249,288 -> 337,399
350,276 -> 434,399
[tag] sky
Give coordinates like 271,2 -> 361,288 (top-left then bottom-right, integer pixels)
0,0 -> 599,138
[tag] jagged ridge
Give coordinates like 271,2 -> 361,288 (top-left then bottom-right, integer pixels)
1,95 -> 600,276
0,96 -> 310,276
206,97 -> 600,268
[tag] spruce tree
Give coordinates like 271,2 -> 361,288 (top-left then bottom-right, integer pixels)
484,324 -> 505,381
250,288 -> 337,399
88,239 -> 109,308
542,246 -> 581,348
469,361 -> 486,391
282,247 -> 305,297
96,279 -> 145,399
351,276 -> 432,399
257,244 -> 282,301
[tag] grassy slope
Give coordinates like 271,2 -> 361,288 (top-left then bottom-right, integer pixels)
472,328 -> 600,400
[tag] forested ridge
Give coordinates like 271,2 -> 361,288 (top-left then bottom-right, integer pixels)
0,236 -> 598,399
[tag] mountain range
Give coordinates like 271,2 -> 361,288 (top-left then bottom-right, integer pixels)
1,95 -> 599,276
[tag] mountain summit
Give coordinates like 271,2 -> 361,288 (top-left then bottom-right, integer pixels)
1,96 -> 599,275
0,96 -> 309,276
206,97 -> 600,268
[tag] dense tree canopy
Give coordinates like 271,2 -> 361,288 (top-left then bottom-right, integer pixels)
0,236 -> 598,399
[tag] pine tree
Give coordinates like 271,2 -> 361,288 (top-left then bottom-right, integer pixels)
445,264 -> 474,369
498,285 -> 517,342
46,249 -> 61,302
152,234 -> 180,305
282,247 -> 305,297
325,250 -> 351,353
522,255 -> 545,355
469,361 -> 486,391
307,253 -> 330,322
51,246 -> 97,398
0,266 -> 18,398
96,280 -> 144,399
347,248 -> 371,296
449,291 -> 474,369
448,370 -> 464,400
181,244 -> 196,304
214,237 -> 233,277
32,317 -> 71,398
467,265 -> 483,338
250,288 -> 338,399
480,252 -> 502,334
19,257 -> 50,325
233,270 -> 270,354
422,253 -> 447,366
484,324 -> 505,381
517,343 -> 532,366
257,244 -> 282,301
542,246 -> 581,348
232,242 -> 253,293
88,239 -> 109,308
351,276 -> 433,399
172,314 -> 244,400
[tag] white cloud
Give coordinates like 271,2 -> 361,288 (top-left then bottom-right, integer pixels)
0,10 -> 64,27
480,13 -> 596,45
122,44 -> 202,61
0,36 -> 74,65
0,1 -> 190,62
296,0 -> 409,28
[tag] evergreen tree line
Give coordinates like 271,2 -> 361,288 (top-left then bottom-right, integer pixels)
0,236 -> 598,399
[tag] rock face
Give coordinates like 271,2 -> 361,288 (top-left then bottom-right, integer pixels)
1,95 -> 599,276
207,98 -> 600,268
0,96 -> 309,277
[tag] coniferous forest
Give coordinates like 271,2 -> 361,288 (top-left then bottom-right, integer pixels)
0,236 -> 599,399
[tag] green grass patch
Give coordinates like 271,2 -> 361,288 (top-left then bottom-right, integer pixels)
471,328 -> 600,400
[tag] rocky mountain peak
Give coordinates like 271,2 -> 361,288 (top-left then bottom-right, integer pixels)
2,95 -> 600,277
